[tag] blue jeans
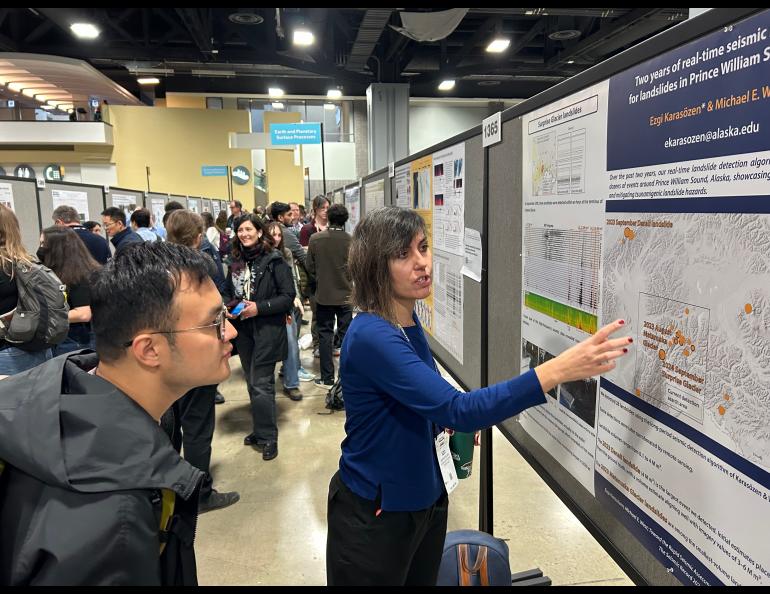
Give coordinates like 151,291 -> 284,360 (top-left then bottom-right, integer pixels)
52,333 -> 95,357
282,311 -> 300,389
0,345 -> 52,376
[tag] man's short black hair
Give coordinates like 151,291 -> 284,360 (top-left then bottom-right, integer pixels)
163,201 -> 185,226
327,204 -> 349,227
165,201 -> 185,212
269,201 -> 290,221
101,207 -> 126,226
90,242 -> 211,362
83,221 -> 100,231
130,208 -> 151,228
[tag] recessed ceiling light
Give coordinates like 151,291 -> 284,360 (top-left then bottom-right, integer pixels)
567,60 -> 575,64
137,77 -> 160,85
438,79 -> 455,91
486,38 -> 511,53
293,29 -> 314,46
327,89 -> 342,100
70,23 -> 100,39
324,103 -> 336,111
268,87 -> 284,98
271,102 -> 284,109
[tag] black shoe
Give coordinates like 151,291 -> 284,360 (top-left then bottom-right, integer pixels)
283,387 -> 303,401
214,392 -> 225,404
198,489 -> 240,514
314,378 -> 334,388
243,434 -> 265,449
262,441 -> 278,461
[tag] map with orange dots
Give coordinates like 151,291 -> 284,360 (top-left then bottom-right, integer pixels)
601,209 -> 770,470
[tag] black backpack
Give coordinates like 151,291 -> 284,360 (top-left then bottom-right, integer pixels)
325,379 -> 344,411
1,262 -> 69,351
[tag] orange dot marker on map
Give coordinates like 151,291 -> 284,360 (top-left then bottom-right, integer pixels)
683,349 -> 690,357
658,349 -> 666,360
678,336 -> 686,346
685,308 -> 689,315
636,389 -> 641,397
623,227 -> 635,240
724,394 -> 730,401
718,405 -> 726,416
745,303 -> 753,314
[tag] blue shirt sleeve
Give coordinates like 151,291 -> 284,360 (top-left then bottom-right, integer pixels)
349,324 -> 547,432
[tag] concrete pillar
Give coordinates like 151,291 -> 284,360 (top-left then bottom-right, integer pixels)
366,83 -> 409,173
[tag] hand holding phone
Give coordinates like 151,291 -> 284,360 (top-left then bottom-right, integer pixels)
229,302 -> 246,316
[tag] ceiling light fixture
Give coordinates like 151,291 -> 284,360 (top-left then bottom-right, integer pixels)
324,103 -> 336,111
70,23 -> 100,39
137,77 -> 160,85
438,79 -> 455,91
271,102 -> 285,109
486,38 -> 511,53
293,29 -> 314,46
268,87 -> 284,98
327,89 -> 342,100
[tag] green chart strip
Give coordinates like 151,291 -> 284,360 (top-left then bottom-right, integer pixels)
525,292 -> 598,334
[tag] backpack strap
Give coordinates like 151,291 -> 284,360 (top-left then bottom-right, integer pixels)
158,488 -> 176,555
458,543 -> 489,586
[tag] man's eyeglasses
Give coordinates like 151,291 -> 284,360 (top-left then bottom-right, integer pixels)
122,305 -> 228,348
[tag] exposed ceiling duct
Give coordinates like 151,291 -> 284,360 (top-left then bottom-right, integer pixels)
344,9 -> 393,73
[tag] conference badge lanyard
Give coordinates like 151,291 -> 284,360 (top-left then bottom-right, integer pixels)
398,323 -> 459,495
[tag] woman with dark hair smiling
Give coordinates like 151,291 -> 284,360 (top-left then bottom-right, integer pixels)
223,213 -> 295,461
38,225 -> 101,355
325,206 -> 632,586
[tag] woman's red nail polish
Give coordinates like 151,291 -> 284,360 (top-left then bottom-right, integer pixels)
623,348 -> 628,353
619,320 -> 625,325
628,338 -> 633,343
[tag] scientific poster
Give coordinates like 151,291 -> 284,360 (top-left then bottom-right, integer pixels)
432,143 -> 465,256
344,186 -> 361,234
595,11 -> 770,586
0,183 -> 14,211
364,179 -> 385,213
150,197 -> 166,230
519,80 -> 611,495
432,250 -> 464,363
411,155 -> 434,335
395,163 -> 411,208
519,9 -> 770,586
187,198 -> 199,214
52,189 -> 90,222
111,193 -> 138,223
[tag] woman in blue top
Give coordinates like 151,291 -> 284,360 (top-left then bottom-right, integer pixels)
326,207 -> 631,586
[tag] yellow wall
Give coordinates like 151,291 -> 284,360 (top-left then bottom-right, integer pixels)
165,95 -> 206,109
264,111 -> 305,204
109,105 -> 253,207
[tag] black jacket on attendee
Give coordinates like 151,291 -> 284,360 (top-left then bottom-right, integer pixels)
110,227 -> 144,254
224,248 -> 295,366
0,352 -> 204,586
71,225 -> 110,264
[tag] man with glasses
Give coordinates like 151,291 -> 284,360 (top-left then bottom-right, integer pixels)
226,200 -> 243,231
101,206 -> 143,254
0,243 -> 237,585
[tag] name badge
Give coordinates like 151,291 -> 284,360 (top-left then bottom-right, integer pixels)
435,431 -> 459,495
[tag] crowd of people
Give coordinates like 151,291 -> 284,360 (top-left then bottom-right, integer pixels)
0,196 -> 630,585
